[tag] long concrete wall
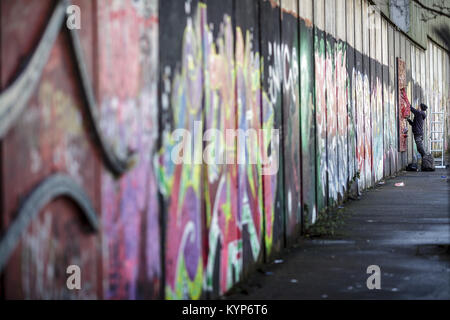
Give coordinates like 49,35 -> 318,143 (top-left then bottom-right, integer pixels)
0,0 -> 448,299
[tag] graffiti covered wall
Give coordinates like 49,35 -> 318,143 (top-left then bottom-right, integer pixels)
97,0 -> 161,300
1,0 -> 449,299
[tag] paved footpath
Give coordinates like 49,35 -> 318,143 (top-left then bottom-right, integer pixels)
226,169 -> 450,299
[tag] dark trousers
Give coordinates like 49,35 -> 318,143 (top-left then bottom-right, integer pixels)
414,134 -> 426,158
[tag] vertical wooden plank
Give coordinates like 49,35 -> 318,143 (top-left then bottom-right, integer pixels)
362,0 -> 372,188
420,50 -> 427,152
336,0 -> 348,201
314,0 -> 327,212
435,43 -> 440,155
413,46 -> 420,160
259,0 -> 284,261
398,57 -> 409,155
416,48 -> 421,104
1,0 -> 102,299
434,44 -> 439,156
426,45 -> 430,153
445,52 -> 449,154
391,28 -> 398,173
346,0 -> 357,194
426,42 -> 431,154
98,0 -> 161,300
354,0 -> 365,191
446,51 -> 449,154
419,48 -> 424,151
202,0 -> 242,297
0,0 -> 50,298
376,11 -> 383,182
388,24 -> 397,175
388,22 -> 394,174
406,40 -> 413,165
0,0 -> 2,296
368,4 -> 376,185
400,33 -> 406,168
432,43 -> 437,154
373,9 -> 383,183
382,18 -> 390,178
394,30 -> 401,170
159,0 -> 204,299
438,47 -> 443,156
280,0 -> 301,244
235,0 -> 264,286
298,0 -> 317,226
326,0 -> 338,204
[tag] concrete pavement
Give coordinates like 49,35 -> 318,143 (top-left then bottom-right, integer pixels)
226,169 -> 450,299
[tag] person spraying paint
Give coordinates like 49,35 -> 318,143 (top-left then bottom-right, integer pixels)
401,89 -> 427,159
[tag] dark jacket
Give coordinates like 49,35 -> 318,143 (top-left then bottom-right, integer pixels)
407,106 -> 426,136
